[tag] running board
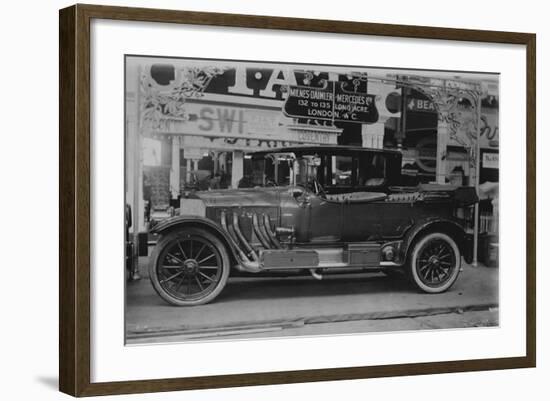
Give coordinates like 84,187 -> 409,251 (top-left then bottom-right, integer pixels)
259,246 -> 382,270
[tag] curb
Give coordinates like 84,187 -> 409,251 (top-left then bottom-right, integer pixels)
126,302 -> 498,340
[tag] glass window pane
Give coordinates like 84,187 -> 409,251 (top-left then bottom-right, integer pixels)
357,154 -> 386,187
331,155 -> 353,186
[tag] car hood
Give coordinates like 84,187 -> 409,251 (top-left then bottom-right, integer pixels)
192,187 -> 283,208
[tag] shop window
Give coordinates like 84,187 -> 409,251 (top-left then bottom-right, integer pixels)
248,158 -> 266,187
276,159 -> 291,186
197,155 -> 214,171
263,155 -> 291,186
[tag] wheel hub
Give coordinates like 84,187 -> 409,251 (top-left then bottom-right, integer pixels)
428,255 -> 440,266
182,259 -> 199,275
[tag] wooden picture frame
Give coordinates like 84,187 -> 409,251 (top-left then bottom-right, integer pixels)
59,3 -> 536,397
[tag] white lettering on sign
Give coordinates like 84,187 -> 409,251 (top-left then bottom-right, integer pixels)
197,107 -> 245,134
335,93 -> 368,104
227,68 -> 253,96
259,69 -> 298,98
227,67 -> 298,98
407,98 -> 436,112
182,135 -> 290,151
181,134 -> 334,152
296,132 -> 331,144
151,103 -> 291,141
482,153 -> 499,169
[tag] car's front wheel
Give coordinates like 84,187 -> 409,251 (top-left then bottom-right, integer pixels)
149,228 -> 230,306
408,232 -> 461,293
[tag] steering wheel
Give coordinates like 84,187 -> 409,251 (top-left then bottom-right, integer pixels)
311,177 -> 327,197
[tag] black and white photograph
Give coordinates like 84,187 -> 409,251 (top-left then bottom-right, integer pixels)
1,0 -> 544,398
124,56 -> 500,344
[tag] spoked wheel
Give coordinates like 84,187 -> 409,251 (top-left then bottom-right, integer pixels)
149,228 -> 230,306
409,232 -> 461,293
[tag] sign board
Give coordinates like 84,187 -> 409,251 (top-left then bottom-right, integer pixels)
482,152 -> 499,169
406,98 -> 436,113
146,102 -> 341,145
283,83 -> 378,123
180,135 -> 333,153
295,131 -> 334,144
145,103 -> 283,140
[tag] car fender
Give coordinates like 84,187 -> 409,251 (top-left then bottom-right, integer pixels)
400,217 -> 471,264
150,215 -> 240,264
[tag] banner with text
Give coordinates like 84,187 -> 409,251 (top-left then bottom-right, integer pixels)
283,82 -> 378,124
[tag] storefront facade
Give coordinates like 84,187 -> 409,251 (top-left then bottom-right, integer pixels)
126,58 -> 402,231
126,58 -> 499,249
393,80 -> 500,241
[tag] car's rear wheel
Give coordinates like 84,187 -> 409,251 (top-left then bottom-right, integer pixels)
408,232 -> 461,293
149,228 -> 230,306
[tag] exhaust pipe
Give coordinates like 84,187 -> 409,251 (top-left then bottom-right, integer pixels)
232,212 -> 259,261
262,213 -> 281,248
236,260 -> 262,273
220,210 -> 249,262
252,213 -> 272,249
220,210 -> 261,273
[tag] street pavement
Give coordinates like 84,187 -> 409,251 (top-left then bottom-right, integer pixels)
126,258 -> 498,344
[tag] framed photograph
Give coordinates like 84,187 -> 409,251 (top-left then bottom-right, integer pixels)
59,4 -> 536,397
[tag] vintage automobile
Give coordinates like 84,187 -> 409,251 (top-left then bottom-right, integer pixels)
148,146 -> 478,306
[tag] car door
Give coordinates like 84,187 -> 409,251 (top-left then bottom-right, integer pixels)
279,185 -> 343,244
341,199 -> 386,241
341,153 -> 410,241
306,191 -> 343,242
342,152 -> 386,242
302,153 -> 353,243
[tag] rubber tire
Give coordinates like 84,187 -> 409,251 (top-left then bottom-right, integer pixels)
408,232 -> 461,293
149,228 -> 230,306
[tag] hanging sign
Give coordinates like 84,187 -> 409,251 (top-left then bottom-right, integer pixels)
283,82 -> 378,123
406,98 -> 437,113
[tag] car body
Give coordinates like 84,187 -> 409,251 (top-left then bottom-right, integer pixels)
148,146 -> 478,306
